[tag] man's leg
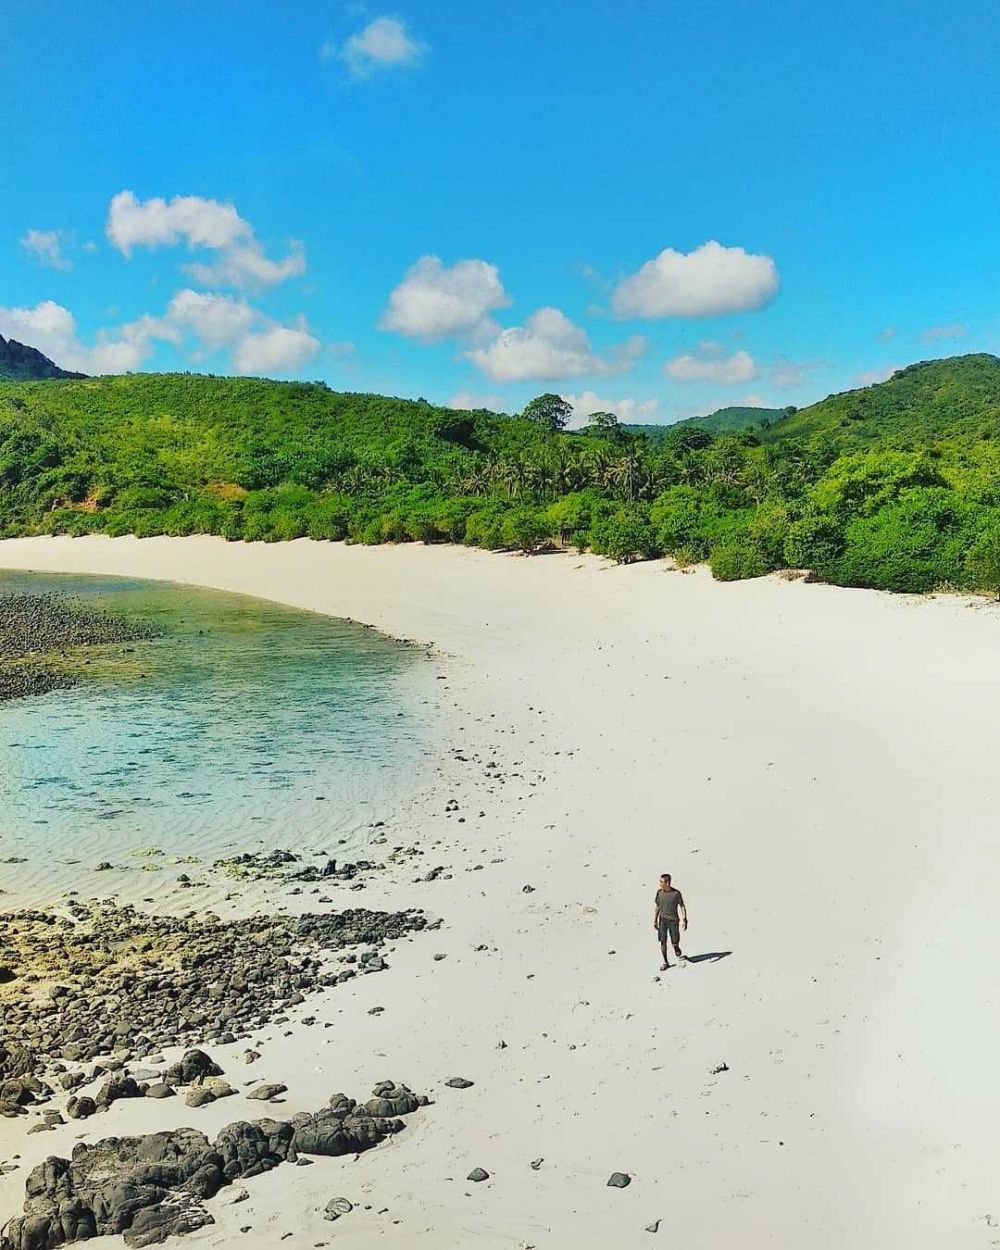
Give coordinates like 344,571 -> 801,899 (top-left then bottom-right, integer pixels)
657,921 -> 670,969
670,919 -> 683,959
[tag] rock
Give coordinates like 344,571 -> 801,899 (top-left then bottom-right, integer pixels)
710,1063 -> 729,1075
145,1084 -> 175,1099
645,1219 -> 661,1233
164,1050 -> 222,1086
95,1074 -> 145,1110
1,1080 -> 426,1250
185,1087 -> 217,1108
444,1078 -> 474,1089
467,1168 -> 489,1183
607,1172 -> 631,1188
530,1158 -> 543,1170
66,1095 -> 97,1120
0,967 -> 16,984
248,1083 -> 287,1101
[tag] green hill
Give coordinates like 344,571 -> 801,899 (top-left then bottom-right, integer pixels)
2,354 -> 1000,598
764,354 -> 1000,445
626,405 -> 790,441
0,336 -> 86,381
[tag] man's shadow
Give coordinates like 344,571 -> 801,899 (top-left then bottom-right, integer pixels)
685,951 -> 732,964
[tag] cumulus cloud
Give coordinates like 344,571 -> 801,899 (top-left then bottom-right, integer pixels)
0,290 -> 319,378
769,357 -> 811,388
163,289 -> 319,374
381,256 -> 510,341
854,364 -> 901,386
921,322 -> 967,343
448,390 -> 507,412
20,229 -> 73,271
467,307 -> 645,382
106,191 -> 304,289
664,342 -> 759,384
325,17 -> 426,78
611,240 -> 779,319
561,390 -> 660,428
232,325 -> 320,375
165,289 -> 257,349
0,300 -> 175,374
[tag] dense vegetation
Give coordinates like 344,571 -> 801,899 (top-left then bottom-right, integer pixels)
627,404 -> 791,440
1,354 -> 1000,596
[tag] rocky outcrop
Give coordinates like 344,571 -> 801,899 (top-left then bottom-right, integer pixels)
0,336 -> 86,381
0,1082 -> 426,1250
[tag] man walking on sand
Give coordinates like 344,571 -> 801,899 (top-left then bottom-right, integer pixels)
653,873 -> 687,970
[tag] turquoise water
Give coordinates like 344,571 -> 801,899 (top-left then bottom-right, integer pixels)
0,571 -> 432,879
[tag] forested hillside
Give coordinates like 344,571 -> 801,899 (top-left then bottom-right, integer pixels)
1,355 -> 999,596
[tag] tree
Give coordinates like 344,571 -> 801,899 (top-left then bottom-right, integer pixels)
522,393 -> 572,432
585,410 -> 623,440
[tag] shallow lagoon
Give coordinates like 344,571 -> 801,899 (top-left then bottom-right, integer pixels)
0,571 -> 432,884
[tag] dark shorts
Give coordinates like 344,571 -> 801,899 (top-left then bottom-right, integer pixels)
657,917 -> 681,948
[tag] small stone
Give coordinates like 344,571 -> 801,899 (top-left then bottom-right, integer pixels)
248,1083 -> 287,1101
467,1168 -> 489,1183
445,1077 -> 474,1089
530,1158 -> 543,1170
645,1220 -> 661,1233
607,1172 -> 631,1189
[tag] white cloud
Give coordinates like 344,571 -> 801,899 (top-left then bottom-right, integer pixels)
232,325 -> 320,375
769,357 -> 810,388
854,364 -> 901,386
561,390 -> 660,428
878,326 -> 896,342
921,322 -> 967,343
106,191 -> 304,289
738,393 -> 768,408
664,342 -> 759,384
448,390 -> 507,412
163,289 -> 319,374
0,300 -> 174,374
0,290 -> 319,378
20,229 -> 73,271
326,17 -> 426,78
165,289 -> 256,349
611,240 -> 779,319
467,307 -> 645,382
381,256 -> 510,341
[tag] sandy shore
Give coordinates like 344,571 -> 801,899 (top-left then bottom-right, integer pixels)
2,535 -> 1000,1250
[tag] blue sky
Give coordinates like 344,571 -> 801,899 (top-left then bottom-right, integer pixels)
1,0 -> 996,424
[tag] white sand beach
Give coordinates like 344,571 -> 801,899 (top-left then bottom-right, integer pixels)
2,534 -> 1000,1250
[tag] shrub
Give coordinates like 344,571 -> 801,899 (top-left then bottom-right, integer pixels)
590,505 -> 661,564
499,508 -> 551,553
829,487 -> 971,593
709,544 -> 770,581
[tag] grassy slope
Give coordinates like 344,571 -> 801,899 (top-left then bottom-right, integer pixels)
626,405 -> 789,440
764,354 -> 1000,445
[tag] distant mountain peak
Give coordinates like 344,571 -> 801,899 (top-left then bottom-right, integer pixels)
0,336 -> 87,381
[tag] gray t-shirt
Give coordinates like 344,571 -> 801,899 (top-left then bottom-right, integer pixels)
655,888 -> 684,922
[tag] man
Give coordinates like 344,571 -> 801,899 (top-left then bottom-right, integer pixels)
653,873 -> 687,970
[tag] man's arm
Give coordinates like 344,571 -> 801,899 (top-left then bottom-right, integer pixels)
653,896 -> 660,930
679,896 -> 688,930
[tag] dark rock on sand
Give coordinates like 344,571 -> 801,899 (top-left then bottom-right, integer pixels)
0,1080 -> 424,1250
467,1168 -> 489,1183
607,1172 -> 632,1188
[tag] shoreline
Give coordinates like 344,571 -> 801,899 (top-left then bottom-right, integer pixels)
2,535 -> 1000,1248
